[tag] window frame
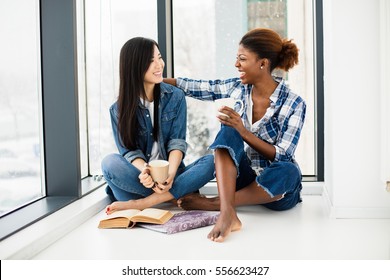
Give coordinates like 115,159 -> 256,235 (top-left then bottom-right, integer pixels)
314,0 -> 324,181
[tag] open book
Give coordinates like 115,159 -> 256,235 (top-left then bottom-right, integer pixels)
98,208 -> 174,229
138,210 -> 220,234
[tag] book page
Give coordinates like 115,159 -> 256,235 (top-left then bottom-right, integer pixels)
136,208 -> 167,220
104,209 -> 140,220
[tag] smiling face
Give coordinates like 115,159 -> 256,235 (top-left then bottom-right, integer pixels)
144,45 -> 165,86
235,44 -> 263,84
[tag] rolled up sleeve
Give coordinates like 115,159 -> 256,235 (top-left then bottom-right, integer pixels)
124,149 -> 147,163
167,138 -> 188,157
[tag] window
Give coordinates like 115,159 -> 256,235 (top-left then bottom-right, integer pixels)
172,0 -> 317,177
0,0 -> 44,217
0,0 -> 81,241
80,0 -> 158,177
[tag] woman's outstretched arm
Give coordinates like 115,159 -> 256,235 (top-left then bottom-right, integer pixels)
163,78 -> 177,86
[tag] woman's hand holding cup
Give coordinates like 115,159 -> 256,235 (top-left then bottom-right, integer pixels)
214,97 -> 244,118
216,100 -> 247,134
142,160 -> 170,193
154,173 -> 173,193
139,165 -> 155,189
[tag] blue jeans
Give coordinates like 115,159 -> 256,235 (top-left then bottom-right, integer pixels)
101,154 -> 215,201
209,125 -> 302,211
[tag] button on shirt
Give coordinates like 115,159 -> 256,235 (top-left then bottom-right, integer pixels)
176,77 -> 306,171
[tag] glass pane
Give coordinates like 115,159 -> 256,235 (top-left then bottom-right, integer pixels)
82,0 -> 158,175
0,0 -> 44,216
173,0 -> 315,176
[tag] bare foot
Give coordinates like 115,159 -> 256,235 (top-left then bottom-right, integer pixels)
105,200 -> 144,215
177,193 -> 219,210
207,206 -> 241,242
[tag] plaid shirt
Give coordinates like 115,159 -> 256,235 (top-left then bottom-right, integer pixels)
177,77 -> 306,172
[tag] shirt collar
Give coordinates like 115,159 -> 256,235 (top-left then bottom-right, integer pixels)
137,82 -> 173,108
160,82 -> 174,95
269,76 -> 284,105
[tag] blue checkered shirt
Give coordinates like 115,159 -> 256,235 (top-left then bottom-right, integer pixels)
177,77 -> 306,171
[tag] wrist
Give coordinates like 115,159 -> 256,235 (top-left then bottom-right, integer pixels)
239,127 -> 250,140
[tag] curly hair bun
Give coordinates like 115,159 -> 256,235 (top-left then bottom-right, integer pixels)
278,39 -> 299,71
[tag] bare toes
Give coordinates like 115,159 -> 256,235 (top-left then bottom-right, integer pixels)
214,235 -> 225,243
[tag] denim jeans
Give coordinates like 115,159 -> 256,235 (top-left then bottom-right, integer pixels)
101,154 -> 215,201
209,125 -> 302,211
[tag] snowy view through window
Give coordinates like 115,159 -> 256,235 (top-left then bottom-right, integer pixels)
0,0 -> 43,216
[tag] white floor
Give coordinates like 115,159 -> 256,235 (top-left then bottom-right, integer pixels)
32,194 -> 390,260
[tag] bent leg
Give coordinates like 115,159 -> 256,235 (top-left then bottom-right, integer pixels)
227,161 -> 301,209
170,154 -> 215,199
259,161 -> 302,211
178,126 -> 246,211
180,161 -> 301,210
123,155 -> 215,211
207,148 -> 242,242
107,192 -> 175,213
178,179 -> 284,210
206,126 -> 246,241
179,126 -> 286,242
101,154 -> 149,201
101,154 -> 176,212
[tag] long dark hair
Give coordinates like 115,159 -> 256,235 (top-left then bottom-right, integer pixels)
117,37 -> 160,150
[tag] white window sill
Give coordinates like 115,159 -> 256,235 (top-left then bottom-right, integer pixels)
0,187 -> 110,259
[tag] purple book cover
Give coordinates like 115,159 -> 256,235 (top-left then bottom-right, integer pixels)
138,210 -> 220,234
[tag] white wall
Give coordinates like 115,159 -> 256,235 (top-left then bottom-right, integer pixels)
323,0 -> 390,218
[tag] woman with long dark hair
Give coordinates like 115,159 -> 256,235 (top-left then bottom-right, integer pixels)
102,37 -> 214,214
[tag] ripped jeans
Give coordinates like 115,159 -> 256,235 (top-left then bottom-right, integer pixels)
209,125 -> 302,211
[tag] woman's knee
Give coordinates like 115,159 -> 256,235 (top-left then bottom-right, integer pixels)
203,154 -> 216,177
273,161 -> 301,182
187,154 -> 215,179
211,126 -> 245,166
202,154 -> 214,165
101,153 -> 130,181
101,154 -> 120,172
256,161 -> 301,197
217,125 -> 242,141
